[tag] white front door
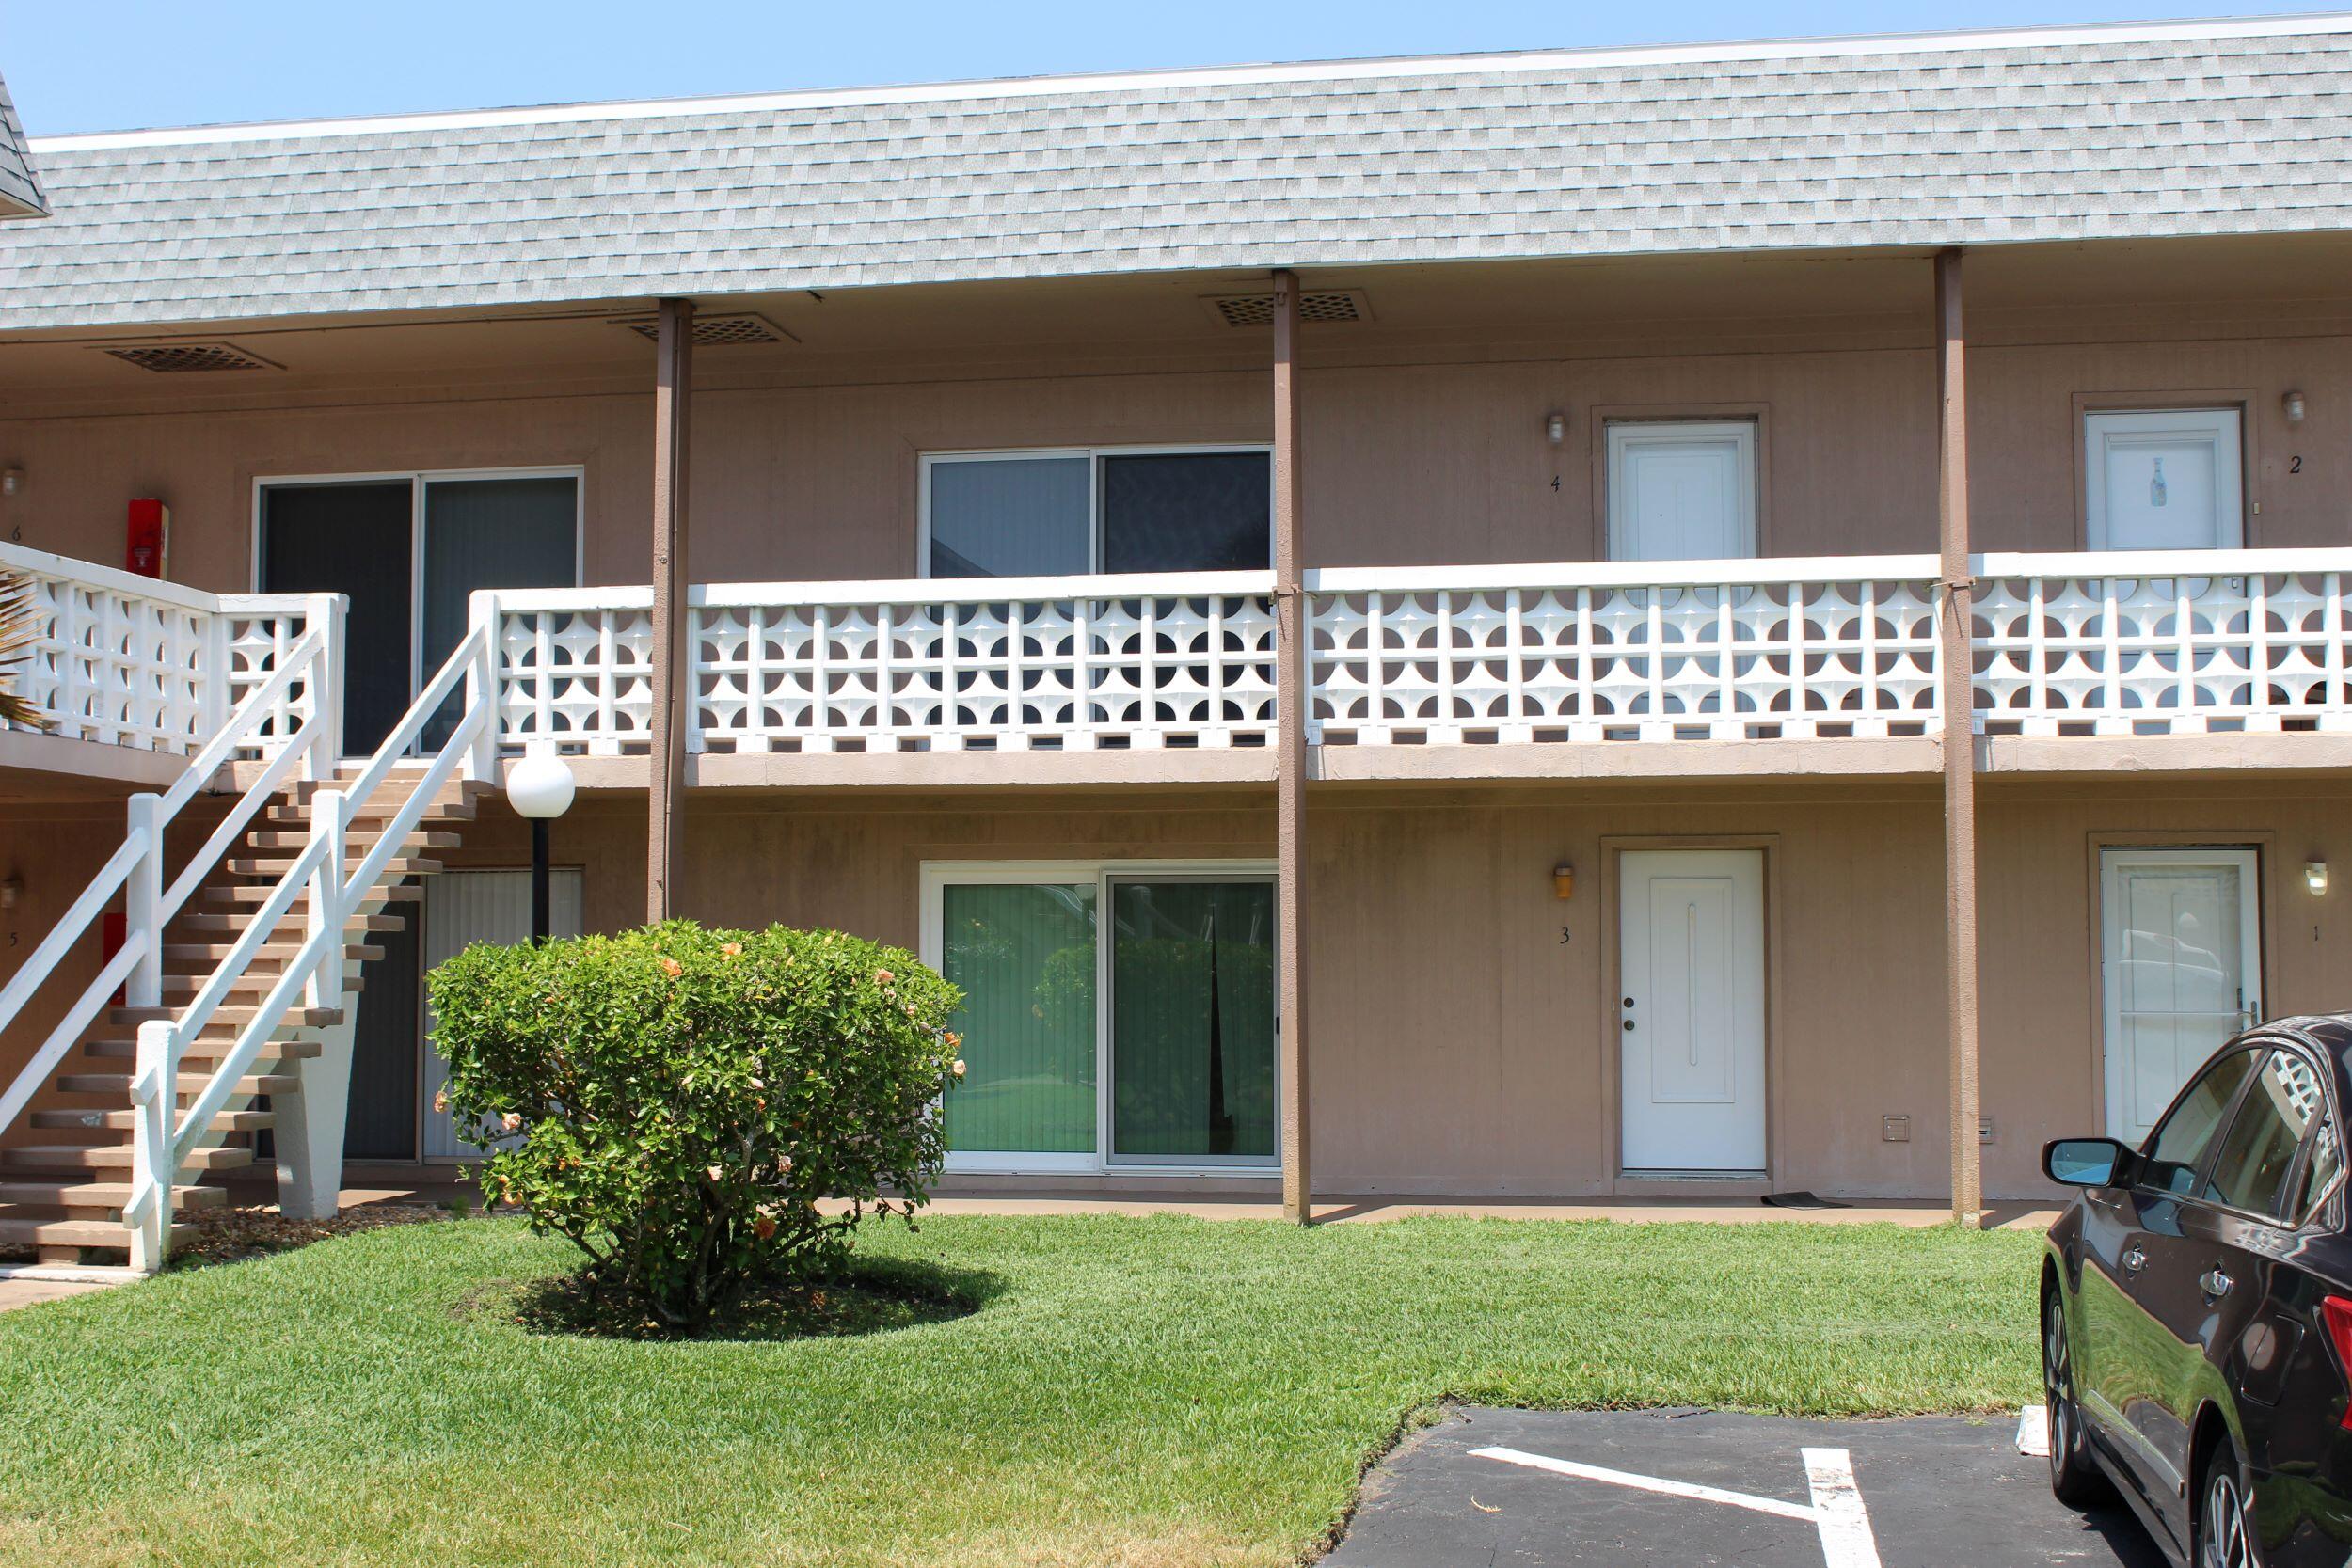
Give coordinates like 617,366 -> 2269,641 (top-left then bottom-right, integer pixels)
2084,408 -> 2244,551
1619,849 -> 1768,1172
2100,847 -> 2262,1147
1606,421 -> 1758,562
421,868 -> 583,1159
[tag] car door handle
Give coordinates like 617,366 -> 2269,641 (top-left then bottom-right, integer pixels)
2122,1245 -> 2149,1273
2201,1267 -> 2234,1299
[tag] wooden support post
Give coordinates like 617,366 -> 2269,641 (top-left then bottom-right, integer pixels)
647,297 -> 694,923
1273,269 -> 1311,1225
1936,247 -> 1983,1228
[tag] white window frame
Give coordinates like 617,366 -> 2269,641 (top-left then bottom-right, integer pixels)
916,444 -> 1274,578
2083,407 -> 2245,552
1604,420 -> 1759,563
920,858 -> 1281,1178
251,466 -> 586,700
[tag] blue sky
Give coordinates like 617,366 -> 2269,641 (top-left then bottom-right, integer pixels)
2,1 -> 2341,135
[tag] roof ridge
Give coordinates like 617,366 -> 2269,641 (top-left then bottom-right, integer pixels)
29,9 -> 2352,153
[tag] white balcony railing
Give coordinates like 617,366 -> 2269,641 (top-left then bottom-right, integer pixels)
0,540 -> 326,756
1975,549 -> 2352,736
442,548 -> 2352,767
1307,557 -> 1944,744
485,572 -> 1279,756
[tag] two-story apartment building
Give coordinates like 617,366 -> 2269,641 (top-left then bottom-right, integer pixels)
3,17 -> 2351,1268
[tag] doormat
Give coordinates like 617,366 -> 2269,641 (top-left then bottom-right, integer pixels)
1758,1190 -> 1851,1209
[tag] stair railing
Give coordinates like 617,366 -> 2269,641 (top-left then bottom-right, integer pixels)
126,619 -> 495,1271
0,594 -> 344,1155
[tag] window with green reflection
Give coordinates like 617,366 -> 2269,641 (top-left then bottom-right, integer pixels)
939,883 -> 1098,1154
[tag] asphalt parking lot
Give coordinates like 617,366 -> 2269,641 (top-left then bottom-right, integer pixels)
1326,1406 -> 2166,1567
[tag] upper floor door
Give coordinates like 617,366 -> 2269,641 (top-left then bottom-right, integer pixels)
259,469 -> 580,753
1605,420 -> 1758,562
2084,408 -> 2245,552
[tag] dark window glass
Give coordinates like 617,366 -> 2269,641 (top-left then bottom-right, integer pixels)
2141,1048 -> 2258,1196
929,457 -> 1090,578
1101,452 -> 1270,573
2203,1051 -> 2328,1216
2297,1108 -> 2344,1219
259,481 -> 414,754
420,476 -> 579,748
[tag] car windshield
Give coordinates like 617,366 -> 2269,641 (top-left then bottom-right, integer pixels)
2140,1049 -> 2259,1196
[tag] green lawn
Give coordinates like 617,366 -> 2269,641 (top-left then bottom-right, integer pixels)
0,1215 -> 2042,1567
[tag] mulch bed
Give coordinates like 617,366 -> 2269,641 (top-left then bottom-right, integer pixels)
170,1202 -> 457,1266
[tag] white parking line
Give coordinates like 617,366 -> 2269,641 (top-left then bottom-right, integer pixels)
1472,1444 -> 1883,1568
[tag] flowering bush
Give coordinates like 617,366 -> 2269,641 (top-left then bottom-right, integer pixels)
426,920 -> 963,1328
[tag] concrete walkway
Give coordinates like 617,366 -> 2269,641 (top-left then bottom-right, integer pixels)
0,1277 -> 116,1313
297,1179 -> 2064,1230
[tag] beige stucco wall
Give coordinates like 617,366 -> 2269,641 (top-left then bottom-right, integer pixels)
0,324 -> 2342,593
374,775 -> 2352,1201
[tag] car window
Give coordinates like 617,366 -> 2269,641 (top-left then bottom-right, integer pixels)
2295,1105 -> 2344,1221
2140,1048 -> 2260,1196
2201,1051 -> 2328,1218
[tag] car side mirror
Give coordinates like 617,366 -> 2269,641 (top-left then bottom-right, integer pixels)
2044,1137 -> 2134,1188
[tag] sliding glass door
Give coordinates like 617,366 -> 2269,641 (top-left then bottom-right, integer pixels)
1109,879 -> 1275,1162
259,468 -> 580,754
928,863 -> 1278,1173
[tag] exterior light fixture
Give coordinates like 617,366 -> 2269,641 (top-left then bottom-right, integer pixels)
0,467 -> 20,498
1552,861 -> 1576,900
506,743 -> 577,942
1544,412 -> 1567,446
2284,390 -> 2308,424
2307,859 -> 2328,896
0,873 -> 20,911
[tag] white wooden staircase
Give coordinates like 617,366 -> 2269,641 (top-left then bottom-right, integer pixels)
0,775 -> 488,1263
0,599 -> 503,1276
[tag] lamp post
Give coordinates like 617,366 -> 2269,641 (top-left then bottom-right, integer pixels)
506,744 -> 577,943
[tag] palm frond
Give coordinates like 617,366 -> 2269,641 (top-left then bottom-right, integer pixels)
0,569 -> 54,732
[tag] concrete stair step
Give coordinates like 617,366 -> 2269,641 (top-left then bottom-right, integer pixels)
85,1037 -> 319,1062
178,911 -> 405,934
106,1006 -> 343,1030
163,942 -> 383,965
0,1217 -> 195,1250
56,1071 -> 298,1097
0,1180 -> 228,1214
227,857 -> 441,879
1,1144 -> 254,1173
203,882 -> 422,907
246,829 -> 460,851
161,972 -> 365,999
31,1108 -> 273,1133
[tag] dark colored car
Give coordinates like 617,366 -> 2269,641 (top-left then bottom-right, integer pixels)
2042,1015 -> 2352,1567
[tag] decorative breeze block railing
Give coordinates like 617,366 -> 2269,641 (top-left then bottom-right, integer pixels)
490,573 -> 1279,755
1306,558 -> 1944,744
1975,549 -> 2352,736
0,541 -> 318,755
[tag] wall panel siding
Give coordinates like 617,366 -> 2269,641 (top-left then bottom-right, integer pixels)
0,324 -> 2340,594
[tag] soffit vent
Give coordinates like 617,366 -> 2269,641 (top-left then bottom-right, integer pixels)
615,311 -> 797,348
101,341 -> 282,373
1201,289 -> 1371,328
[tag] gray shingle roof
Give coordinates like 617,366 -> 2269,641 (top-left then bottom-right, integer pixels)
4,18 -> 2350,330
0,71 -> 47,219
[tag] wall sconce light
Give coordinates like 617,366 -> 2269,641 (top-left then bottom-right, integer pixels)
2307,859 -> 2328,896
0,467 -> 20,498
1552,861 -> 1576,900
1544,411 -> 1566,447
0,874 -> 21,911
2284,390 -> 2308,425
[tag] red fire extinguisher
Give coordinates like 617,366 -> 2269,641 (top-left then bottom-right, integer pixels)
126,498 -> 169,579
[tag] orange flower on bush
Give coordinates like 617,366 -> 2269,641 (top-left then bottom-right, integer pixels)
753,1213 -> 778,1241
660,957 -> 683,978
